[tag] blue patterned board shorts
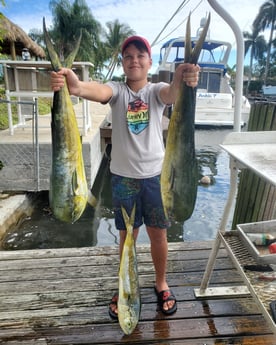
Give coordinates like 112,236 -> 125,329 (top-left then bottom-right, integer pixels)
111,174 -> 171,230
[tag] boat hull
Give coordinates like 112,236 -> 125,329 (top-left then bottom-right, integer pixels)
195,92 -> 250,127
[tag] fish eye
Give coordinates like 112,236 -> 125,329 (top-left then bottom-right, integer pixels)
124,319 -> 132,328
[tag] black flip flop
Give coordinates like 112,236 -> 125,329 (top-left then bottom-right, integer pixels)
154,287 -> 177,315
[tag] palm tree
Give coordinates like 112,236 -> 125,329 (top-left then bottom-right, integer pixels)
104,19 -> 135,80
253,0 -> 276,84
49,0 -> 104,73
243,28 -> 267,95
28,28 -> 45,47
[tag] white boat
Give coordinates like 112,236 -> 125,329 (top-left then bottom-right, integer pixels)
154,19 -> 251,127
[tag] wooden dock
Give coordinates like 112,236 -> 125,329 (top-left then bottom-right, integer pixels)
0,241 -> 275,344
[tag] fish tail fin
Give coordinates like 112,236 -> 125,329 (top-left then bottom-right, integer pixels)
43,17 -> 62,71
43,18 -> 82,70
64,31 -> 82,68
184,13 -> 192,63
190,13 -> 211,64
121,204 -> 136,234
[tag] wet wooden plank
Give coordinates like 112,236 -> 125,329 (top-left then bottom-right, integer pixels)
166,338 -> 276,345
0,317 -> 272,344
0,298 -> 262,326
0,241 -> 218,260
0,270 -> 243,297
0,340 -> 48,345
0,242 -> 275,344
2,334 -> 276,345
23,316 -> 272,343
0,247 -> 229,271
0,257 -> 234,283
0,246 -> 229,265
3,337 -> 276,345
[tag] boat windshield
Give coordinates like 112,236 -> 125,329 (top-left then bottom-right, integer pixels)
159,38 -> 231,66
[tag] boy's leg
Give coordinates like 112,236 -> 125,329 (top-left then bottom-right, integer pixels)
142,176 -> 176,313
146,226 -> 176,313
146,226 -> 168,291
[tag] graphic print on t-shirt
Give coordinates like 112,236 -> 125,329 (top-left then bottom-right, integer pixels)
126,99 -> 149,134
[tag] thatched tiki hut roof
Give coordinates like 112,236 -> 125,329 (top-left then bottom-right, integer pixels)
0,13 -> 45,60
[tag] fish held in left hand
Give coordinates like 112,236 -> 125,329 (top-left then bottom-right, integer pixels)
43,18 -> 95,223
161,14 -> 210,222
118,205 -> 141,335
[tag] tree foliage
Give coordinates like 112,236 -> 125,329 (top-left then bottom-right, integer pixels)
35,0 -> 134,79
253,0 -> 276,84
104,19 -> 135,80
242,0 -> 276,93
49,0 -> 103,72
243,28 -> 267,94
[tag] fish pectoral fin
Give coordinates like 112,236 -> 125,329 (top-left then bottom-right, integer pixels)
71,169 -> 87,197
169,165 -> 176,191
71,169 -> 79,194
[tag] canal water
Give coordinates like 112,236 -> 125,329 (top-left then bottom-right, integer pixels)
2,128 -> 234,250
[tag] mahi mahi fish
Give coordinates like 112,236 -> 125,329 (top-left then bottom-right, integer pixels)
43,19 -> 95,223
161,14 -> 210,222
118,205 -> 141,335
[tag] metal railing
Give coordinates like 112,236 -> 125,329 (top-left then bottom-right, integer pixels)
0,98 -> 40,191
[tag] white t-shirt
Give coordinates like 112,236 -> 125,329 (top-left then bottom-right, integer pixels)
107,81 -> 168,179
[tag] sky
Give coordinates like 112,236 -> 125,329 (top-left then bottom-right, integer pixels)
1,0 -> 268,73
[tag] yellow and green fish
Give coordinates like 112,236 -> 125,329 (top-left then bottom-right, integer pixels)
118,205 -> 141,335
43,19 -> 95,223
161,14 -> 211,222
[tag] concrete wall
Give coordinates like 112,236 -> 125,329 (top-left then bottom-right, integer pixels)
0,194 -> 33,241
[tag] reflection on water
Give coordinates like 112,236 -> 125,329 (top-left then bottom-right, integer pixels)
1,129 -> 234,250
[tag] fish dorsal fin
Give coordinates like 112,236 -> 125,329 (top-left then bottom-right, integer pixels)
43,17 -> 82,70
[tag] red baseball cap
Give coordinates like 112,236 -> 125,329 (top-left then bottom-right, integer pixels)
121,36 -> 151,57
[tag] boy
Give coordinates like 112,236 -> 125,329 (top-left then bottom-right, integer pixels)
51,35 -> 199,316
